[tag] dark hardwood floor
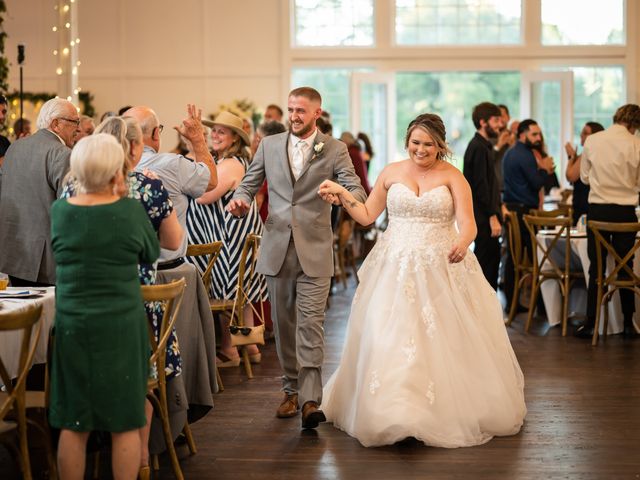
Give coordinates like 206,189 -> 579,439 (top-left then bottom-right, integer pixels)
2,277 -> 639,479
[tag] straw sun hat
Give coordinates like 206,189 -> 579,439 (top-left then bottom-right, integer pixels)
202,111 -> 250,147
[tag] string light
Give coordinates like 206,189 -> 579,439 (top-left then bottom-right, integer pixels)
62,47 -> 69,55
52,1 -> 82,106
56,67 -> 63,75
63,4 -> 69,12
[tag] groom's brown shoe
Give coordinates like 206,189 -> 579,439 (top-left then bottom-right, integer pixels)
301,401 -> 326,429
276,393 -> 299,418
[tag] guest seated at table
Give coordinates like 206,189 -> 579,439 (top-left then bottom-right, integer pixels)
50,133 -> 160,479
186,111 -> 268,367
565,122 -> 605,225
62,115 -> 184,473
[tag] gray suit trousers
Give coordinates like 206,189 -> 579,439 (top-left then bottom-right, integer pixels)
266,241 -> 331,407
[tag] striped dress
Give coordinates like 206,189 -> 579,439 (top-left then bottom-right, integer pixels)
186,155 -> 268,303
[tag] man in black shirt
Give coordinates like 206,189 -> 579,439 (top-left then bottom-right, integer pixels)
463,102 -> 503,289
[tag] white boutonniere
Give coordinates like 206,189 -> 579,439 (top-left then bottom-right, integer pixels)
313,142 -> 324,156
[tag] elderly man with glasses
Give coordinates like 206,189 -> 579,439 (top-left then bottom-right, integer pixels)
0,97 -> 79,286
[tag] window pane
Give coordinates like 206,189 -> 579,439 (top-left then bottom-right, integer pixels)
291,68 -> 371,137
395,0 -> 522,46
294,0 -> 374,47
396,71 -> 520,168
547,66 -> 625,140
541,0 -> 624,45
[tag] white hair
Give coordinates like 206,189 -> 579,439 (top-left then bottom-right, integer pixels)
36,98 -> 75,129
70,133 -> 124,193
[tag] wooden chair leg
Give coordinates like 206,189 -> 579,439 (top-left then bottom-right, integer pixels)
152,454 -> 160,472
16,399 -> 32,480
240,346 -> 253,379
182,422 -> 197,455
506,270 -> 521,326
525,277 -> 539,332
152,389 -> 184,480
26,416 -> 57,480
215,365 -> 224,392
561,277 -> 570,337
592,285 -> 603,346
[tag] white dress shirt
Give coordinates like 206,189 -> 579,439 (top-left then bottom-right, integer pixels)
288,129 -> 318,180
581,124 -> 640,206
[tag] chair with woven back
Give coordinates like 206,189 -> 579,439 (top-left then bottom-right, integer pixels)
209,233 -> 264,380
185,242 -> 225,392
141,278 -> 190,480
522,214 -> 584,335
504,211 -> 533,327
588,221 -> 640,346
0,303 -> 43,480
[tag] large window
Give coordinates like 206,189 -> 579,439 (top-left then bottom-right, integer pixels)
293,0 -> 375,47
541,0 -> 624,45
395,0 -> 522,45
396,71 -> 520,167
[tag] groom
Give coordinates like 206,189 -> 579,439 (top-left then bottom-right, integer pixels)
227,87 -> 367,429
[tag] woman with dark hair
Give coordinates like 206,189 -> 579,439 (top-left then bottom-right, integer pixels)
565,121 -> 605,225
317,113 -> 526,448
357,131 -> 374,172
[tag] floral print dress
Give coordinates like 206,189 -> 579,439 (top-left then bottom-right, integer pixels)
61,171 -> 182,379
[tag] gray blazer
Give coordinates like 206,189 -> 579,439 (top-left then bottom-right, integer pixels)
0,129 -> 71,283
233,130 -> 367,278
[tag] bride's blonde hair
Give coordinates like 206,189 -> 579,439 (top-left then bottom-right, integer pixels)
404,113 -> 452,161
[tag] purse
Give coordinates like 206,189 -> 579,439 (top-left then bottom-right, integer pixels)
229,285 -> 265,347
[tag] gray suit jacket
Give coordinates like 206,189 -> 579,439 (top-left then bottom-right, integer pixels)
0,129 -> 71,283
233,130 -> 367,278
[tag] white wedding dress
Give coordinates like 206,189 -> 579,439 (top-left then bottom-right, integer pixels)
322,183 -> 526,448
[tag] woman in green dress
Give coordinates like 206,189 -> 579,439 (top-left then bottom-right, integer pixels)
50,133 -> 159,479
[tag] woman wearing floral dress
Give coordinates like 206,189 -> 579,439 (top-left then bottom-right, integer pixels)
186,111 -> 268,366
61,116 -> 183,473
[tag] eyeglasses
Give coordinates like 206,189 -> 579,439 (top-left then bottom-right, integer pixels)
155,124 -> 164,134
229,325 -> 252,336
58,117 -> 81,127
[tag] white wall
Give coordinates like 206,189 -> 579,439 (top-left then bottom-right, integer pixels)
4,0 -> 285,150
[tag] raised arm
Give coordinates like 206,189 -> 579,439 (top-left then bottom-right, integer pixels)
175,104 -> 217,191
197,157 -> 245,205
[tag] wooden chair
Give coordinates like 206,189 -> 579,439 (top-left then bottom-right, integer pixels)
523,215 -> 584,335
141,278 -> 190,480
0,303 -> 43,480
588,221 -> 640,346
209,233 -> 264,379
529,206 -> 572,219
185,242 -> 225,392
504,211 -> 533,326
333,209 -> 358,288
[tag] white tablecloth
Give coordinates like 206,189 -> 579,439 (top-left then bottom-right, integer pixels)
0,287 -> 56,379
538,234 -> 640,334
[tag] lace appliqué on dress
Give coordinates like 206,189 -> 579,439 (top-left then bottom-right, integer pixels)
402,337 -> 416,363
426,381 -> 435,405
421,304 -> 437,339
369,371 -> 381,395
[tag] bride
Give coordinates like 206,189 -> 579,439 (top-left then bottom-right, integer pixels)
317,113 -> 526,448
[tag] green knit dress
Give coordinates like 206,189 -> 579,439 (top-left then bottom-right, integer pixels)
49,197 -> 159,432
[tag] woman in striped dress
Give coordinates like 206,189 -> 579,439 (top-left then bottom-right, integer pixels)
186,111 -> 268,366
